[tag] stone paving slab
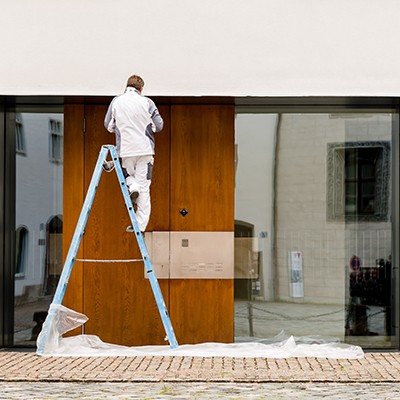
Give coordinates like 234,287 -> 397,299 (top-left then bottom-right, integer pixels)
0,351 -> 400,383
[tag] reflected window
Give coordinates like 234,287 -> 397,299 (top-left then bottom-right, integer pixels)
49,119 -> 63,163
327,141 -> 391,222
15,226 -> 28,276
16,115 -> 26,155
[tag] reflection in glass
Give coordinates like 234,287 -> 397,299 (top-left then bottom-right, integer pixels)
14,111 -> 63,346
234,112 -> 396,348
15,226 -> 28,275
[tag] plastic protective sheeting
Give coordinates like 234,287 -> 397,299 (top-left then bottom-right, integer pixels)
37,304 -> 364,359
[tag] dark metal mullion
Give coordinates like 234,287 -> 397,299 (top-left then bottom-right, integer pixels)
0,98 -> 4,346
357,154 -> 364,216
391,111 -> 400,348
3,106 -> 16,347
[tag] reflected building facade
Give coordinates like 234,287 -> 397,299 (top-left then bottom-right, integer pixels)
234,112 -> 395,348
13,111 -> 63,344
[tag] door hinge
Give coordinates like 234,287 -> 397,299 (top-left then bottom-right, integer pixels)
83,117 -> 86,133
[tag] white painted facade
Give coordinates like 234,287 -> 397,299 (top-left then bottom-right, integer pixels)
1,1 -> 400,97
3,0 -> 397,344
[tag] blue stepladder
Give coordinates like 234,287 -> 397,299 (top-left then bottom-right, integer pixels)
36,145 -> 178,354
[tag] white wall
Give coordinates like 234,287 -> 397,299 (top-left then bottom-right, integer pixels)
1,1 -> 400,96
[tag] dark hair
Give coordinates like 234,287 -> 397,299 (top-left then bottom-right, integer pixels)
126,75 -> 145,90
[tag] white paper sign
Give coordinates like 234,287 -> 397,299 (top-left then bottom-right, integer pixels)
289,251 -> 304,298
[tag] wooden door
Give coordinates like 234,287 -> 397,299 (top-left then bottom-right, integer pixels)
169,105 -> 235,344
63,102 -> 235,345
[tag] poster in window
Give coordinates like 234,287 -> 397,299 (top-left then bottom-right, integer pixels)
289,251 -> 304,298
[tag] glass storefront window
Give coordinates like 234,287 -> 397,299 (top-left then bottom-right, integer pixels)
234,111 -> 397,348
13,109 -> 63,346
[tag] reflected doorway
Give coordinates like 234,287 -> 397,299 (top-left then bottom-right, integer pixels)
44,215 -> 63,296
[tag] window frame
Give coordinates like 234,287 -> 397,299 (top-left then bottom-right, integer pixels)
15,114 -> 26,156
48,118 -> 63,164
327,141 -> 391,222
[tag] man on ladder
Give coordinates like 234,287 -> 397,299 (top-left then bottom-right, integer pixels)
104,74 -> 164,232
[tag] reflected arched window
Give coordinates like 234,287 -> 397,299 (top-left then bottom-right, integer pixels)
16,114 -> 26,155
15,226 -> 28,276
45,215 -> 63,295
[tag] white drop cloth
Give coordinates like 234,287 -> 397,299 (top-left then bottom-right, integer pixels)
36,304 -> 364,359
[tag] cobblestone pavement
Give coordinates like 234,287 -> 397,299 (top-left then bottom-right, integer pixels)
1,382 -> 400,399
1,350 -> 400,398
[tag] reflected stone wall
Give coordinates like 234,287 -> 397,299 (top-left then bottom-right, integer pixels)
274,113 -> 392,305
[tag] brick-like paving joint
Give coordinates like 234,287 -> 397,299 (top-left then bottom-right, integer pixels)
0,352 -> 399,383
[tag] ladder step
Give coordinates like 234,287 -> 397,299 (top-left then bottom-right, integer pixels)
126,226 -> 141,233
75,258 -> 143,263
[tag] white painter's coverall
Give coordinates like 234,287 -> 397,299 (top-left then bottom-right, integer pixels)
104,87 -> 164,231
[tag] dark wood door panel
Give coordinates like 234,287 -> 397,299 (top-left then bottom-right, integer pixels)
170,279 -> 234,344
169,105 -> 235,344
147,105 -> 170,232
170,105 -> 235,232
63,104 -> 85,318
